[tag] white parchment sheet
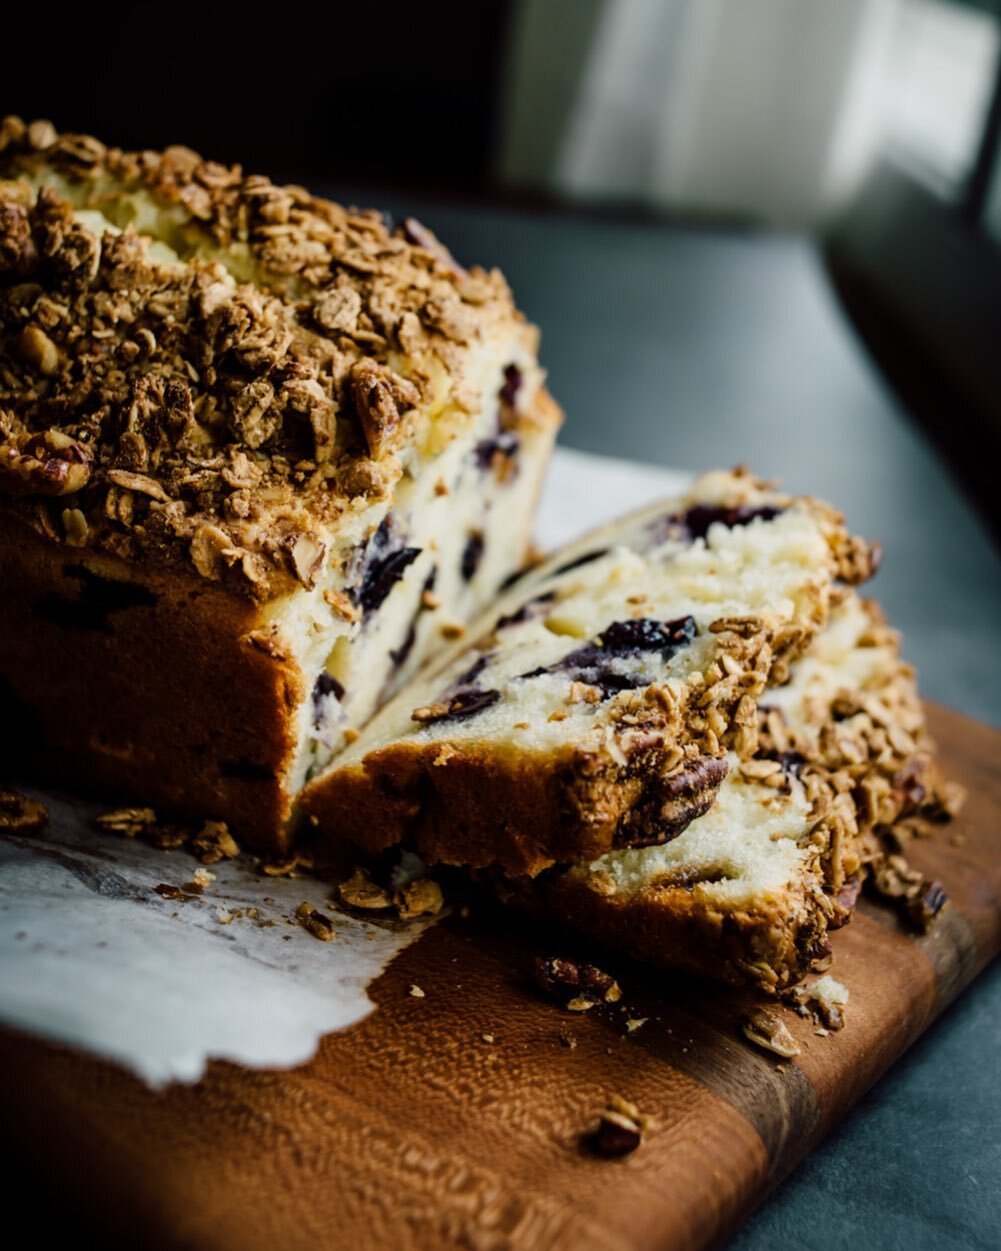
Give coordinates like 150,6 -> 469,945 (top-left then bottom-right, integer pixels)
0,448 -> 691,1085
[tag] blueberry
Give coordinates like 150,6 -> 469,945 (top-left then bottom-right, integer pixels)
353,517 -> 422,613
461,531 -> 484,582
678,503 -> 783,541
499,364 -> 523,411
496,591 -> 556,629
598,616 -> 696,656
389,623 -> 417,668
552,548 -> 608,577
312,673 -> 345,727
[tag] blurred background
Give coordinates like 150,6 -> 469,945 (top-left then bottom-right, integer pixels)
3,6 -> 1001,1246
3,0 -> 1000,549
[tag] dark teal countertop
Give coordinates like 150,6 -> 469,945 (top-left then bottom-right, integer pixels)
336,190 -> 1001,1249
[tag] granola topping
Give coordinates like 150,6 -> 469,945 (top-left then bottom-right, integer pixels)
0,117 -> 534,600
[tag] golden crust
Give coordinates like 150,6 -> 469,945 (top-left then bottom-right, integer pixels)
0,510 -> 303,853
497,864 -> 832,993
0,117 -> 551,600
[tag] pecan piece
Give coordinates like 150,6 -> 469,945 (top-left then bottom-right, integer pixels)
742,1008 -> 801,1058
534,956 -> 622,1010
587,1096 -> 650,1158
0,429 -> 92,497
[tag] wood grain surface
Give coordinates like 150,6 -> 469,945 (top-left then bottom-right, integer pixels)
1,703 -> 999,1251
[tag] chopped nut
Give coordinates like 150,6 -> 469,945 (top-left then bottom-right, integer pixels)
260,855 -> 302,875
625,1018 -> 648,1033
409,984 -> 425,998
323,588 -> 359,622
338,867 -> 393,911
742,1008 -> 801,1058
396,877 -> 444,919
906,880 -> 949,932
534,955 -> 622,1010
412,702 -> 450,723
191,820 -> 239,864
481,1033 -> 495,1044
154,883 -> 187,901
588,1096 -> 650,1158
421,589 -> 442,610
0,787 -> 48,833
295,901 -> 335,941
93,806 -> 156,837
783,975 -> 849,1031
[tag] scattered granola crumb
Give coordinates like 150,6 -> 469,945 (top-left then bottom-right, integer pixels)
338,867 -> 393,911
191,867 -> 215,888
154,883 -> 187,901
742,1008 -> 801,1058
625,1018 -> 648,1033
93,806 -> 154,837
534,955 -> 621,1010
396,877 -> 444,919
409,984 -> 425,998
261,851 -> 313,877
559,1030 -> 578,1050
588,1095 -> 650,1158
481,1033 -> 495,1044
295,901 -> 335,941
192,820 -> 240,864
784,975 -> 850,1031
216,908 -> 234,925
0,787 -> 48,833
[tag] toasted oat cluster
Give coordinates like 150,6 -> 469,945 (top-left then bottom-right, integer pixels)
302,470 -> 881,876
0,119 -> 560,852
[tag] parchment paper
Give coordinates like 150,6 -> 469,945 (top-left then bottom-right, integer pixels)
0,447 -> 691,1085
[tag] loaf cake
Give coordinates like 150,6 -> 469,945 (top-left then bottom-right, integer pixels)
498,588 -> 957,990
0,118 -> 561,852
301,471 -> 881,875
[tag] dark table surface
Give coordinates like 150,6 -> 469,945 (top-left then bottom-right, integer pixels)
338,189 -> 1001,1250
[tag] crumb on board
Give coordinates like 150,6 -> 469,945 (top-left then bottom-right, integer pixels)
295,901 -> 335,941
783,975 -> 850,1031
742,1008 -> 801,1058
534,955 -> 621,1011
588,1095 -> 651,1158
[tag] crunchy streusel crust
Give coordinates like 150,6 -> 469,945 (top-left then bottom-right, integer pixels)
0,117 -> 549,600
501,591 -> 961,991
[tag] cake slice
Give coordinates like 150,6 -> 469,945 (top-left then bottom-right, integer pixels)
499,589 -> 958,991
302,471 -> 880,875
0,118 -> 561,852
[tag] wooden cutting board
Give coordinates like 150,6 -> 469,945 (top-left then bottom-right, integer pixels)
1,703 -> 999,1251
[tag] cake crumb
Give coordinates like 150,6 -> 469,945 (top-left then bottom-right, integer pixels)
295,901 -> 335,941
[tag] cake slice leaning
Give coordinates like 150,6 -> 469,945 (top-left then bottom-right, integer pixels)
498,588 -> 960,991
302,471 -> 880,876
